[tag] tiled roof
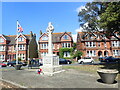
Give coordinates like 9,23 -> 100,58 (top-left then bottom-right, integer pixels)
52,32 -> 72,42
40,32 -> 72,43
77,31 -> 111,41
3,34 -> 31,45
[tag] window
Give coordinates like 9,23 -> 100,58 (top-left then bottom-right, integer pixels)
64,51 -> 70,57
41,43 -> 48,49
18,45 -> 25,50
112,41 -> 120,47
18,54 -> 25,60
0,46 -> 5,51
86,50 -> 96,57
113,50 -> 120,56
0,38 -> 4,43
0,54 -> 5,61
62,43 -> 71,48
41,52 -> 48,56
42,36 -> 48,41
68,43 -> 70,47
63,35 -> 68,40
18,37 -> 24,42
8,46 -> 12,51
98,42 -> 100,47
85,42 -> 96,47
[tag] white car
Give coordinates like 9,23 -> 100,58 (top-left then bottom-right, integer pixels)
78,57 -> 94,64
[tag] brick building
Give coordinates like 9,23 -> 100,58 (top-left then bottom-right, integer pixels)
77,32 -> 120,59
0,31 -> 36,62
38,32 -> 73,58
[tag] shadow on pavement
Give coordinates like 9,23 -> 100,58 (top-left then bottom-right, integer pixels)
97,79 -> 118,84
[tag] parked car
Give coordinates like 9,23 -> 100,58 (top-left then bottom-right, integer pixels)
59,58 -> 72,64
7,60 -> 27,67
99,57 -> 107,62
38,59 -> 43,66
104,56 -> 120,62
78,57 -> 94,64
0,62 -> 7,67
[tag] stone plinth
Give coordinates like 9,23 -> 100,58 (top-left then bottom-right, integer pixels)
41,56 -> 64,76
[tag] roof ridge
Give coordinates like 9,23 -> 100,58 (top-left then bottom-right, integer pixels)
6,34 -> 30,37
53,32 -> 71,34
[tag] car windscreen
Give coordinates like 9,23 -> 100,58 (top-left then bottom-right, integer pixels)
84,57 -> 91,59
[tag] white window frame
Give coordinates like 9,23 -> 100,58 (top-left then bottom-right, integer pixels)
0,54 -> 5,61
113,50 -> 120,56
0,46 -> 5,51
18,37 -> 24,42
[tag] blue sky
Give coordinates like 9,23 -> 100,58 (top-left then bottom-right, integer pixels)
2,2 -> 87,41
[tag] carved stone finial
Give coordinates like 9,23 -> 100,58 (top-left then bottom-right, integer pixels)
46,22 -> 54,33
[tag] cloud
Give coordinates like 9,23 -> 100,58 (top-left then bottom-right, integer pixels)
71,27 -> 83,42
72,34 -> 77,42
75,27 -> 84,32
76,6 -> 86,13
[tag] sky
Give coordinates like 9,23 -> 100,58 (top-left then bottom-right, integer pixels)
1,2 -> 88,42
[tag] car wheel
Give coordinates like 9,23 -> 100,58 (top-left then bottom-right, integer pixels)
80,61 -> 84,64
8,64 -> 12,67
106,60 -> 109,62
67,62 -> 70,64
91,61 -> 94,64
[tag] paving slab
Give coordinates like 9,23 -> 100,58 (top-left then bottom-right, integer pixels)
1,68 -> 119,88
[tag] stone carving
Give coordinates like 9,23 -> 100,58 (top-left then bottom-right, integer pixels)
46,22 -> 54,33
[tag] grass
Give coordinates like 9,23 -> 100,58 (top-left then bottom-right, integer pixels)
62,63 -> 120,80
63,65 -> 104,73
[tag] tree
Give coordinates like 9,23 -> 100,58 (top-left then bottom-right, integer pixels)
78,2 -> 120,40
78,2 -> 100,32
73,51 -> 83,60
98,2 -> 120,40
73,42 -> 77,50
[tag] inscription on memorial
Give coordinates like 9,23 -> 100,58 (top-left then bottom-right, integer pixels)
44,57 -> 51,64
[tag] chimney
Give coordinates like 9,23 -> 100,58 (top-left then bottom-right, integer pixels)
30,31 -> 33,39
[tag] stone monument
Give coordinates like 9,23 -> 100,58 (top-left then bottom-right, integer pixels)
41,22 -> 64,76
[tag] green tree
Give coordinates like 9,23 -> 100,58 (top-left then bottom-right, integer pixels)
78,2 -> 120,40
73,43 -> 77,50
73,51 -> 83,60
59,48 -> 74,58
98,2 -> 120,40
78,2 -> 100,32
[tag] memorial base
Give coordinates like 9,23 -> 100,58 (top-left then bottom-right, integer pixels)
41,65 -> 65,76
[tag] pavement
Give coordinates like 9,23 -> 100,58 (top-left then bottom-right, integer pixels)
1,66 -> 119,89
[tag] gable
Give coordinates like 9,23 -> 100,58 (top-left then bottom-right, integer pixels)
41,35 -> 48,41
60,33 -> 72,41
0,36 -> 5,43
15,33 -> 27,40
39,33 -> 48,42
0,35 -> 7,43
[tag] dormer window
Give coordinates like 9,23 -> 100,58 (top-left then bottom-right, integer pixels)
18,37 -> 24,42
63,35 -> 68,40
0,38 -> 4,43
42,36 -> 48,41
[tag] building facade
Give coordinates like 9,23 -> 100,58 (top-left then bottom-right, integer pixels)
38,32 -> 73,58
0,31 -> 36,62
77,32 -> 120,59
